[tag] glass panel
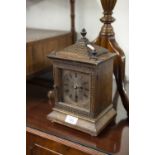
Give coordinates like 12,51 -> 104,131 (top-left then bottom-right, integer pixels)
61,70 -> 90,112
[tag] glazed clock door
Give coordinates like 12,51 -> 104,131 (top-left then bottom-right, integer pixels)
62,70 -> 91,112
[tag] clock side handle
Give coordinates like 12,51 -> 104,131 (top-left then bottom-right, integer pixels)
48,90 -> 55,104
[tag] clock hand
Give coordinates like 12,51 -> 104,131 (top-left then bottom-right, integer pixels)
74,85 -> 78,89
75,85 -> 83,90
79,86 -> 83,90
74,85 -> 83,90
75,87 -> 78,102
73,84 -> 78,102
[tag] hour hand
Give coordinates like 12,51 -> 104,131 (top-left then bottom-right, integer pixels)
78,86 -> 83,90
73,84 -> 78,89
73,84 -> 83,89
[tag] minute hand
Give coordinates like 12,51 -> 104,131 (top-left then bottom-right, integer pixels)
77,86 -> 83,90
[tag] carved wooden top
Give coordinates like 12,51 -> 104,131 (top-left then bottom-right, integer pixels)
48,30 -> 116,65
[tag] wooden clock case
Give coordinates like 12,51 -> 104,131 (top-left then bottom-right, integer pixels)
47,34 -> 116,136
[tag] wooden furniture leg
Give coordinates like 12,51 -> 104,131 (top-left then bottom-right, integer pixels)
94,0 -> 129,115
70,0 -> 76,43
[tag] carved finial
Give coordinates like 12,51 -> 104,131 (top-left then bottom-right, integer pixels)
81,28 -> 87,38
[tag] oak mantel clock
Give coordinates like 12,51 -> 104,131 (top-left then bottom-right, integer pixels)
47,29 -> 116,136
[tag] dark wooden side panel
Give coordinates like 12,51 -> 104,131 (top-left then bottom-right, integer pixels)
26,44 -> 33,75
26,33 -> 72,78
27,131 -> 91,155
32,42 -> 45,72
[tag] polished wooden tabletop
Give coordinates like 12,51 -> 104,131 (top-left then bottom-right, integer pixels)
26,77 -> 129,155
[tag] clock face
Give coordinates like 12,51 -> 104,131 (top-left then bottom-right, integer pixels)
62,70 -> 90,110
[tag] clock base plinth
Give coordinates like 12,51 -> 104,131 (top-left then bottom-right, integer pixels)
47,106 -> 116,136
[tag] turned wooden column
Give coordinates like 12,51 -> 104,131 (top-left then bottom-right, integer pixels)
70,0 -> 76,43
94,0 -> 129,115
